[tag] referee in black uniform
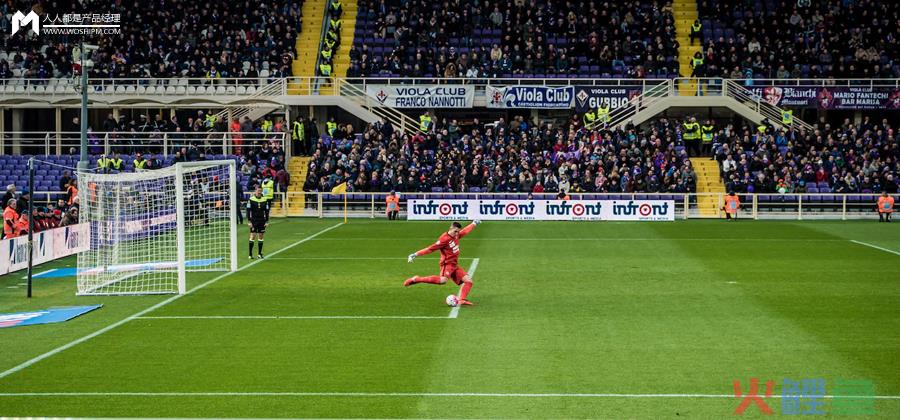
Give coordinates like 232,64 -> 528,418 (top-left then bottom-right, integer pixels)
247,185 -> 270,259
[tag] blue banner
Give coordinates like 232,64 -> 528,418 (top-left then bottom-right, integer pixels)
0,305 -> 102,328
486,86 -> 575,109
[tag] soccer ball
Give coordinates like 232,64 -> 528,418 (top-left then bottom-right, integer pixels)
445,294 -> 459,307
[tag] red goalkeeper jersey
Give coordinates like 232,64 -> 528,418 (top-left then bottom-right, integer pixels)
415,223 -> 475,267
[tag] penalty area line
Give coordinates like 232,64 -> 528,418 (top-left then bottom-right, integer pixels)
449,258 -> 480,319
0,222 -> 345,382
0,392 -> 898,399
850,240 -> 900,257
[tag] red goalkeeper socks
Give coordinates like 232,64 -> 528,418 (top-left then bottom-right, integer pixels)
417,275 -> 443,284
459,281 -> 473,300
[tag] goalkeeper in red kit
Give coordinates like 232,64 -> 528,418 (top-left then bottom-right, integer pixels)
404,220 -> 480,305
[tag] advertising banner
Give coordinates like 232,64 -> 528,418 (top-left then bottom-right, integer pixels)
407,199 -> 675,221
574,85 -> 644,113
486,85 -> 575,109
751,86 -> 900,110
366,84 -> 474,108
0,223 -> 90,275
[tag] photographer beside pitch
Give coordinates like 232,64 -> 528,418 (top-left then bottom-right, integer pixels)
246,185 -> 270,259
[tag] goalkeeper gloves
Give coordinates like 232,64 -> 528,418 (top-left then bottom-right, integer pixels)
472,219 -> 482,225
407,253 -> 417,263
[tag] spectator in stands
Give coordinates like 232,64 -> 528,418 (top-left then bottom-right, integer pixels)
2,185 -> 15,210
60,207 -> 78,227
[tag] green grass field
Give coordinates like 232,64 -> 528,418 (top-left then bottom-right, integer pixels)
1,218 -> 899,418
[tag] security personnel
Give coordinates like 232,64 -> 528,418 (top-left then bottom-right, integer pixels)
582,110 -> 596,127
419,112 -> 432,133
319,61 -> 332,76
326,117 -> 338,136
97,155 -> 110,173
329,0 -> 342,17
329,17 -> 342,32
722,192 -> 741,221
690,52 -> 704,77
877,191 -> 894,222
3,199 -> 18,239
701,120 -> 715,155
204,112 -> 217,129
324,36 -> 336,52
597,103 -> 611,126
690,19 -> 703,45
292,119 -> 305,154
261,176 -> 275,217
261,118 -> 274,133
757,119 -> 769,136
682,117 -> 702,156
321,47 -> 332,61
782,110 -> 793,126
110,153 -> 124,171
133,153 -> 147,171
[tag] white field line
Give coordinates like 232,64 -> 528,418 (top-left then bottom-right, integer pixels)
0,222 -> 345,381
266,257 -> 474,260
311,238 -> 846,242
21,268 -> 58,279
136,316 -> 447,320
850,240 -> 900,256
0,392 -> 898,399
449,258 -> 480,319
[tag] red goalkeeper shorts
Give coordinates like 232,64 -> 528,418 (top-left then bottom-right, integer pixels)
440,264 -> 468,285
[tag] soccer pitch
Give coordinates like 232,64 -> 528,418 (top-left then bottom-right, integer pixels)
1,218 -> 899,418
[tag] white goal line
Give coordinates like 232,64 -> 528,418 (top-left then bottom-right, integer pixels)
0,392 -> 898,399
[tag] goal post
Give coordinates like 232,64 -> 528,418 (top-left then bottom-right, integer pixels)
76,160 -> 238,295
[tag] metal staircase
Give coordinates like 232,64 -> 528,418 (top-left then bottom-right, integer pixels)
213,79 -> 285,124
722,80 -> 814,131
585,81 -> 672,131
589,78 -> 813,132
338,81 -> 419,134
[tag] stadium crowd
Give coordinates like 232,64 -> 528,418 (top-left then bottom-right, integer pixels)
303,116 -> 699,194
0,0 -> 302,79
349,0 -> 679,78
698,0 -> 900,78
303,115 -> 900,196
714,116 -> 899,194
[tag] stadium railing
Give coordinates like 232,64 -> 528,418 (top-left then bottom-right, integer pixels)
283,192 -> 896,221
0,132 -> 286,157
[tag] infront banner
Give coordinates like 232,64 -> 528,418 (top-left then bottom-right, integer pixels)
751,86 -> 900,110
366,84 -> 474,108
574,86 -> 644,113
0,223 -> 90,275
486,85 -> 574,109
407,199 -> 675,221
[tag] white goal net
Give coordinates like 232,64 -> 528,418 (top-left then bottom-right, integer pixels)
76,160 -> 238,295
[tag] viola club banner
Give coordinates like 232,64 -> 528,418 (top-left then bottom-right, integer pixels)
486,86 -> 574,109
752,86 -> 900,110
574,86 -> 644,113
366,85 -> 474,108
407,199 -> 675,221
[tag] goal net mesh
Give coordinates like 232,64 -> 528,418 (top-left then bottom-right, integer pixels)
76,161 -> 236,295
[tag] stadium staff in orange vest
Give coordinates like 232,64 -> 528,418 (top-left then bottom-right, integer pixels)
3,199 -> 18,238
66,179 -> 79,205
877,191 -> 894,222
385,191 -> 400,220
723,191 -> 741,221
557,192 -> 570,201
